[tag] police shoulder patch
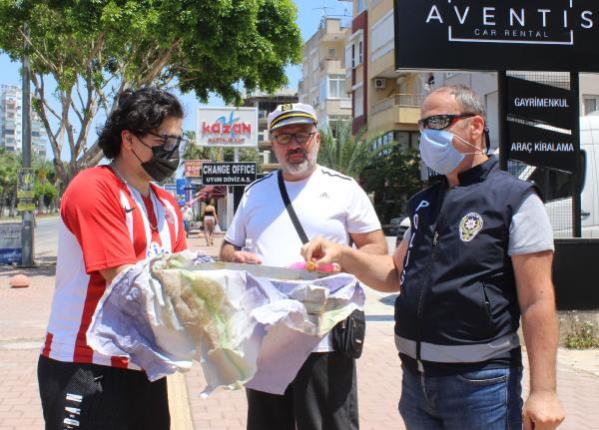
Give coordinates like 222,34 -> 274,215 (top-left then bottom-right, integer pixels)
459,212 -> 484,242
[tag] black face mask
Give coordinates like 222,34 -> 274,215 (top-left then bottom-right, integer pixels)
132,133 -> 181,182
140,145 -> 180,182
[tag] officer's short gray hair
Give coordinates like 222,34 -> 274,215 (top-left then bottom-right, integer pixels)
431,85 -> 486,118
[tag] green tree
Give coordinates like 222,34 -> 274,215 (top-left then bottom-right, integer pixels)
34,178 -> 58,211
0,149 -> 20,217
361,147 -> 423,223
318,122 -> 390,179
32,157 -> 59,211
0,0 -> 301,185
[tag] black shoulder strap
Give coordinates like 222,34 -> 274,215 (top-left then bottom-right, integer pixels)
277,170 -> 309,244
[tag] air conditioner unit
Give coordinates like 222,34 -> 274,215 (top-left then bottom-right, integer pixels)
374,78 -> 386,89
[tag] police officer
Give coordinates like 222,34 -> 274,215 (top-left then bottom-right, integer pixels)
302,85 -> 565,430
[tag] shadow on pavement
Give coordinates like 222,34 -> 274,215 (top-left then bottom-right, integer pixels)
1,256 -> 56,277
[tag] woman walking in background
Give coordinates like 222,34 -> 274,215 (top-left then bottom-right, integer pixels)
202,201 -> 218,246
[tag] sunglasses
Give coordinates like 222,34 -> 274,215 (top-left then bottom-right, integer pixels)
145,131 -> 187,152
418,113 -> 477,130
272,132 -> 316,145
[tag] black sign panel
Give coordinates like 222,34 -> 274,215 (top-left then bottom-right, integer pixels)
395,0 -> 599,71
507,122 -> 576,172
506,77 -> 574,129
201,162 -> 257,186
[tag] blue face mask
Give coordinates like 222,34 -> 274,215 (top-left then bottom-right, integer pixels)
419,129 -> 480,175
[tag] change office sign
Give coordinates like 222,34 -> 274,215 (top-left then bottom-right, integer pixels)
201,163 -> 257,186
394,0 -> 599,72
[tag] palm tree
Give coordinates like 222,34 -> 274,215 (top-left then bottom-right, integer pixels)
318,121 -> 390,179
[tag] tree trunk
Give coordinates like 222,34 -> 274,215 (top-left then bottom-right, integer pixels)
0,190 -> 5,217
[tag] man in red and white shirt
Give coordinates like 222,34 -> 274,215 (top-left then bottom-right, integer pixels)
38,88 -> 186,430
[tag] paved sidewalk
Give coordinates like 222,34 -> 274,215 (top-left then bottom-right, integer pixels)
1,229 -> 598,429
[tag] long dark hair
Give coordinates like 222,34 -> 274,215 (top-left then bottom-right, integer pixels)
98,87 -> 183,159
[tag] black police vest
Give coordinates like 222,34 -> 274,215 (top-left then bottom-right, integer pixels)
395,157 -> 535,369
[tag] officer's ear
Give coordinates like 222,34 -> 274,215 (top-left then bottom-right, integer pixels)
469,115 -> 486,146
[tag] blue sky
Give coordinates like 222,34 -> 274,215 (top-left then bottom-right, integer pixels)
0,0 -> 351,160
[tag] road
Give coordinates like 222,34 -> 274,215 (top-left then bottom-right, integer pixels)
30,217 -> 398,259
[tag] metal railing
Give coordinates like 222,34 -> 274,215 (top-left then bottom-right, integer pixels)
371,93 -> 425,115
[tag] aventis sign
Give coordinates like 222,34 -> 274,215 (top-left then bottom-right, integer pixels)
395,0 -> 599,71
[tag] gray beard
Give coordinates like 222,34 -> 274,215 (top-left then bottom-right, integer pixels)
284,159 -> 311,176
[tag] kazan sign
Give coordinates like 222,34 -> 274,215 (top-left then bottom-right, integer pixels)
394,0 -> 599,71
197,107 -> 258,148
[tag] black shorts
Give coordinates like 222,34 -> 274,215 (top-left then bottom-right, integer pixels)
246,351 -> 358,430
37,355 -> 170,430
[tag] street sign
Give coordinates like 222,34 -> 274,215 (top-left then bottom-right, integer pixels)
17,201 -> 36,212
163,184 -> 177,199
506,76 -> 578,172
184,159 -> 207,178
506,77 -> 574,129
17,190 -> 34,199
18,167 -> 34,193
176,178 -> 192,196
507,122 -> 576,172
0,223 -> 22,264
201,162 -> 257,186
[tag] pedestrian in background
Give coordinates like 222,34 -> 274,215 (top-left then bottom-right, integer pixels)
182,203 -> 193,238
220,102 -> 387,430
202,201 -> 218,246
37,88 -> 187,429
302,85 -> 565,430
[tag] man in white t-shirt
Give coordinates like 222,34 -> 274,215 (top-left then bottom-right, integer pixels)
302,86 -> 565,430
220,103 -> 387,430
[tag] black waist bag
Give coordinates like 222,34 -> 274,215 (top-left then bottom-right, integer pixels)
278,170 -> 366,359
331,309 -> 366,359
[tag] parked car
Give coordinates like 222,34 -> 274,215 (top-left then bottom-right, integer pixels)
395,217 -> 411,247
383,216 -> 411,245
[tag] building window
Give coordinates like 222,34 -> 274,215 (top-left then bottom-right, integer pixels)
312,57 -> 319,72
358,40 -> 363,65
354,87 -> 364,117
328,48 -> 337,59
347,30 -> 364,69
357,0 -> 367,13
583,96 -> 599,115
328,75 -> 346,99
371,10 -> 394,62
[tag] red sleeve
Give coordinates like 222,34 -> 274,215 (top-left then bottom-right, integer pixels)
173,203 -> 187,252
61,169 -> 137,273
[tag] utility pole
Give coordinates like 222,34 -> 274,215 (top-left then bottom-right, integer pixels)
21,23 -> 34,267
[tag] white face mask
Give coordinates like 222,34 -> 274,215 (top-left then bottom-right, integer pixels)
419,129 -> 481,175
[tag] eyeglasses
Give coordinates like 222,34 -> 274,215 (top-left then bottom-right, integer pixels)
146,131 -> 187,152
418,113 -> 477,130
272,132 -> 316,145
